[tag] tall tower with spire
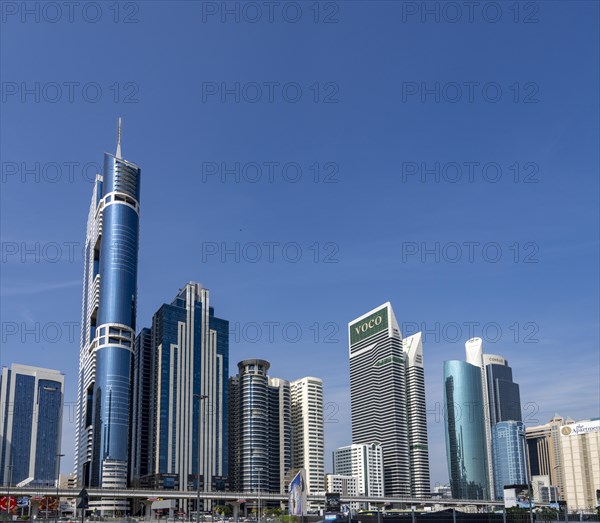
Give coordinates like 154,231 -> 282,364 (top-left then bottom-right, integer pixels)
74,120 -> 141,513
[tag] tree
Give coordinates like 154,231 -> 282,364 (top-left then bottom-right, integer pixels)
215,505 -> 232,517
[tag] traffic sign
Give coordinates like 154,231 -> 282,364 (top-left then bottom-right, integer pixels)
0,496 -> 17,511
76,489 -> 89,510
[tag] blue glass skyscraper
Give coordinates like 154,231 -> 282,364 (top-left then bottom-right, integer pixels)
0,364 -> 64,487
443,360 -> 490,500
131,283 -> 228,511
74,120 -> 140,507
492,421 -> 528,499
486,358 -> 522,425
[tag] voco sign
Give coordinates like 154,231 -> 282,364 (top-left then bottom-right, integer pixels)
350,307 -> 389,345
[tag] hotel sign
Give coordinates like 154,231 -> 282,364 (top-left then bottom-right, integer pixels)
350,307 -> 388,345
561,420 -> 600,436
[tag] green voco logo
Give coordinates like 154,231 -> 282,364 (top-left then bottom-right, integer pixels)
350,307 -> 388,344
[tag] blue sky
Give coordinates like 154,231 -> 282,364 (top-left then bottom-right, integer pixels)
1,1 -> 599,486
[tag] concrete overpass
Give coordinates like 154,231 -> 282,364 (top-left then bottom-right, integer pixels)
0,486 -> 509,508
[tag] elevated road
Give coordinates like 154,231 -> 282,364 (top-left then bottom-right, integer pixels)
0,487 -> 507,507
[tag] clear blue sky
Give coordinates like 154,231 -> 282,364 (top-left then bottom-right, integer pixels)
1,1 -> 598,487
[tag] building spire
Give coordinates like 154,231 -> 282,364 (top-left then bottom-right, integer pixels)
116,117 -> 122,158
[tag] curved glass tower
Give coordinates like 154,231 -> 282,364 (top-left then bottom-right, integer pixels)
443,360 -> 490,500
228,359 -> 292,494
75,120 -> 140,508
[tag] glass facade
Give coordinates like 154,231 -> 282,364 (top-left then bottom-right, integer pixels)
486,363 -> 522,424
443,360 -> 490,500
133,283 -> 228,495
76,145 -> 141,490
492,421 -> 528,499
11,374 -> 35,484
228,360 -> 291,493
34,379 -> 63,484
0,365 -> 63,487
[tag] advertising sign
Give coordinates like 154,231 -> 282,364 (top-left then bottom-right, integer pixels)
288,469 -> 306,517
0,497 -> 17,511
504,485 -> 532,509
325,493 -> 341,513
560,420 -> 600,437
349,306 -> 388,345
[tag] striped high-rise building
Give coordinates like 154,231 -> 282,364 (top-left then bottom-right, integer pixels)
74,120 -> 140,513
403,332 -> 430,497
290,377 -> 325,498
348,303 -> 430,497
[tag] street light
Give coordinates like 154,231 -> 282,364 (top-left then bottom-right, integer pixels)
6,463 -> 13,522
194,394 -> 208,523
56,453 -> 65,523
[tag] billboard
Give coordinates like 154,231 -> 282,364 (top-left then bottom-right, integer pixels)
504,485 -> 533,509
560,420 -> 600,437
325,493 -> 341,513
288,469 -> 306,517
349,306 -> 388,345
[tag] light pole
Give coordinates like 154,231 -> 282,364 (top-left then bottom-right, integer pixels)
56,453 -> 65,523
195,394 -> 208,523
6,463 -> 13,522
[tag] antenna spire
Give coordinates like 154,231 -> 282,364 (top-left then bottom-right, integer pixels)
116,117 -> 122,158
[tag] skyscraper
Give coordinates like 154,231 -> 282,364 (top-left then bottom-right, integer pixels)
0,364 -> 64,487
135,283 -> 228,503
348,303 -> 430,497
526,414 -> 568,498
465,338 -> 496,496
332,443 -> 384,498
443,360 -> 490,500
492,421 -> 528,499
74,120 -> 141,505
269,378 -> 293,493
290,377 -> 325,498
129,327 -> 152,486
228,359 -> 291,494
403,332 -> 430,497
485,355 -> 522,425
464,338 -> 524,499
559,419 -> 600,511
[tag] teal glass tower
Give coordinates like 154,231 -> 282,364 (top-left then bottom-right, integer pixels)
443,360 -> 490,500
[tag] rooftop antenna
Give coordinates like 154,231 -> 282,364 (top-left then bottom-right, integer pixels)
116,117 -> 122,158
